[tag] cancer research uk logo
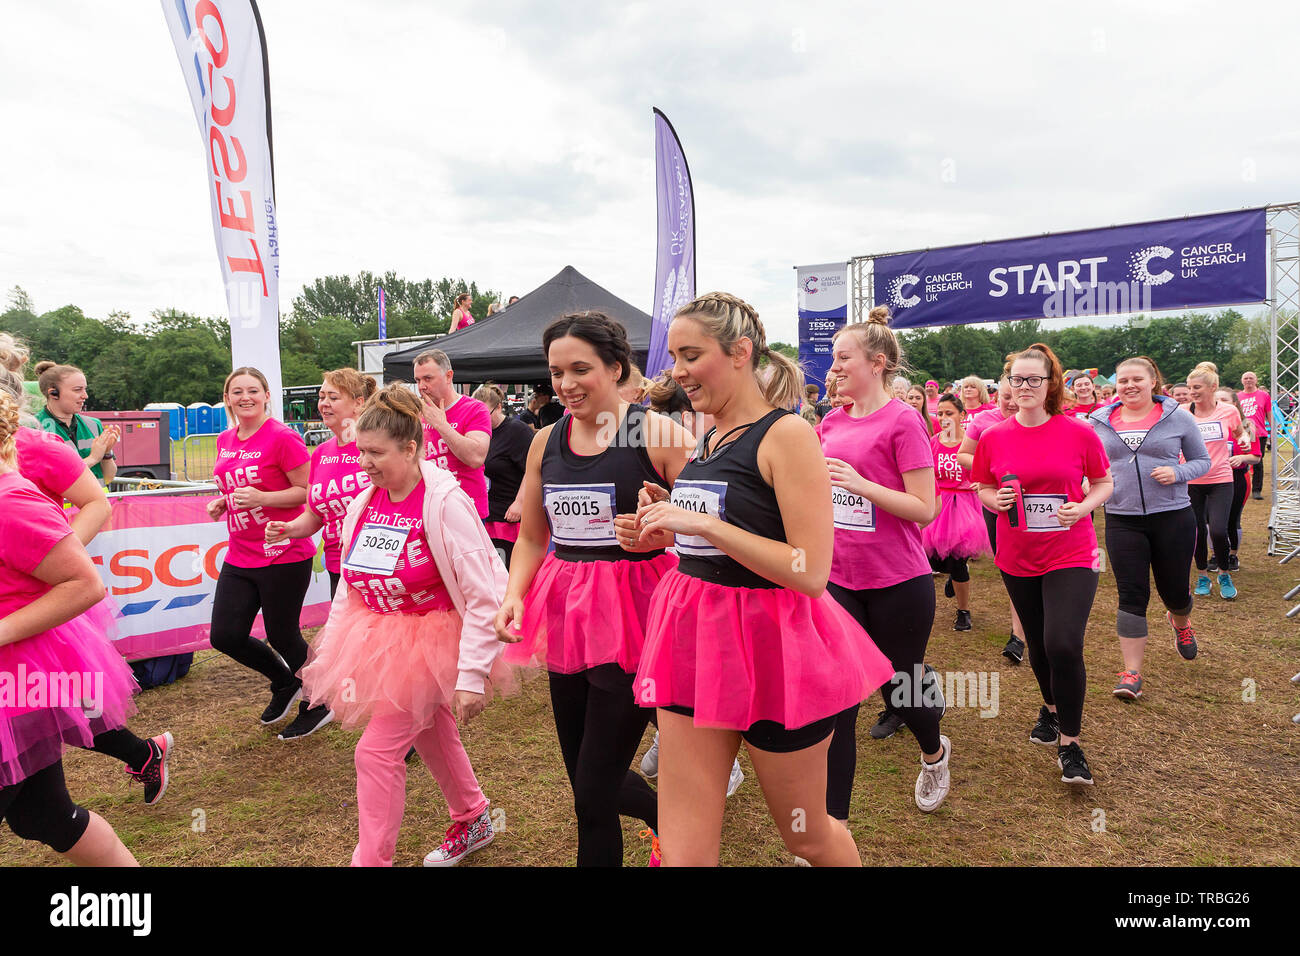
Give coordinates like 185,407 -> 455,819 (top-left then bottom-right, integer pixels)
1127,246 -> 1175,286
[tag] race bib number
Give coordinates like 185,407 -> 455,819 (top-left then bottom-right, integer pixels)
343,522 -> 411,574
671,480 -> 727,557
544,483 -> 617,546
1116,429 -> 1148,452
832,487 -> 875,532
1197,420 -> 1225,443
1023,494 -> 1068,532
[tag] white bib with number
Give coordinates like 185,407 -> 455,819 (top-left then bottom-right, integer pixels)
832,487 -> 876,532
1023,494 -> 1068,532
1197,419 -> 1225,443
343,522 -> 411,574
545,483 -> 617,547
671,480 -> 727,557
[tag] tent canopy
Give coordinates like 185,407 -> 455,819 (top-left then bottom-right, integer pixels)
383,266 -> 652,384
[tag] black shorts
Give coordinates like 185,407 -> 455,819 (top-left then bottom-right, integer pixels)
661,704 -> 838,753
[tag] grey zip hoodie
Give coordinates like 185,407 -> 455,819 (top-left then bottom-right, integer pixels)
1087,396 -> 1211,515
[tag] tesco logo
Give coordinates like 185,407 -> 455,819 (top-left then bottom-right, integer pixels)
91,542 -> 228,596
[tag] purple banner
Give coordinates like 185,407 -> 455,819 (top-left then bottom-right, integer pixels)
378,285 -> 387,339
872,208 -> 1268,329
647,108 -> 695,379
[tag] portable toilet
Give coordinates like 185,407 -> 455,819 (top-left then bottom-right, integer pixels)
211,404 -> 228,431
145,402 -> 186,441
196,403 -> 214,434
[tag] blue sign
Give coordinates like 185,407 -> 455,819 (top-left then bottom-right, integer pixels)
797,263 -> 848,394
872,208 -> 1267,329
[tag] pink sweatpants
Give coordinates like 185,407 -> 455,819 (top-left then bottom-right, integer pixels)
351,705 -> 489,867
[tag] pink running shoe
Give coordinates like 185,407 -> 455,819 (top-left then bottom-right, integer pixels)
423,809 -> 494,867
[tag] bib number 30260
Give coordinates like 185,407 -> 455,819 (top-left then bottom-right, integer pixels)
544,483 -> 617,547
343,522 -> 411,574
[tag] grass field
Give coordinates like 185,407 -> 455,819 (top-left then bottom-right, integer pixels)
5,490 -> 1299,867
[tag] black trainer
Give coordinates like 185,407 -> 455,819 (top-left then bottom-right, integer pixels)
1029,705 -> 1059,746
953,609 -> 972,631
1057,742 -> 1094,785
943,576 -> 955,599
278,702 -> 334,741
1002,635 -> 1025,664
1228,554 -> 1240,572
260,682 -> 303,725
869,710 -> 906,740
1207,557 -> 1219,572
125,732 -> 174,806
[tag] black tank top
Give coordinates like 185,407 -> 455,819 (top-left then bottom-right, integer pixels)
541,404 -> 668,562
673,408 -> 789,589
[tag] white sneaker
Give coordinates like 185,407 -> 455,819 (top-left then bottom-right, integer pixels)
726,759 -> 744,797
423,808 -> 494,867
914,735 -> 951,813
640,732 -> 660,778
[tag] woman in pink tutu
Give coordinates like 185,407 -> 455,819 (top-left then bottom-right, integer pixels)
495,311 -> 693,867
627,292 -> 896,866
0,391 -> 138,864
286,384 -> 512,867
925,392 -> 993,632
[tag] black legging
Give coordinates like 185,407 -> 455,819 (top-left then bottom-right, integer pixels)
0,760 -> 90,852
328,570 -> 340,599
1104,508 -> 1195,638
825,573 -> 938,821
1188,483 -> 1233,572
1228,470 -> 1249,552
1000,568 -> 1097,738
547,667 -> 658,866
209,558 -> 312,690
929,554 -> 970,584
87,728 -> 151,769
490,538 -> 515,570
1252,436 -> 1266,497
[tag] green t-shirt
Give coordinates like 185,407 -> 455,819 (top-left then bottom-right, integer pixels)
36,407 -> 108,481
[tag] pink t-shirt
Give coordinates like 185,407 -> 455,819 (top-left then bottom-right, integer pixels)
213,419 -> 315,568
961,402 -> 993,428
1232,430 -> 1261,466
932,435 -> 972,491
971,414 -> 1111,577
1238,389 -> 1271,437
15,426 -> 87,502
341,479 -> 453,614
965,406 -> 1009,444
1071,402 -> 1100,422
1188,403 -> 1241,485
308,438 -> 371,574
423,393 -> 491,518
1108,404 -> 1163,452
0,472 -> 75,617
819,400 -> 934,590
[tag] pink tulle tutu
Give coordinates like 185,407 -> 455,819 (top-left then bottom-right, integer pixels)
0,599 -> 139,787
635,569 -> 897,731
923,489 -> 992,561
301,600 -> 516,730
504,552 -> 678,674
484,521 -> 520,544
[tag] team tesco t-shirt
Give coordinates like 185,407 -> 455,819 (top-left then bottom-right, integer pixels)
213,418 -> 315,568
422,394 -> 491,519
1107,404 -> 1163,451
1237,389 -> 1271,437
818,399 -> 934,590
0,472 -> 76,617
309,438 -> 371,574
341,479 -> 452,614
932,434 -> 972,491
1188,403 -> 1241,485
15,426 -> 87,503
971,414 -> 1111,577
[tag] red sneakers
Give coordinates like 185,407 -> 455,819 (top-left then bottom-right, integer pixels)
423,809 -> 494,867
1167,612 -> 1198,660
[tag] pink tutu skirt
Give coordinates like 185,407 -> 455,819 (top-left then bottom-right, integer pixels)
635,570 -> 896,731
0,599 -> 139,787
923,489 -> 992,561
301,600 -> 516,731
504,551 -> 678,675
484,521 -> 520,544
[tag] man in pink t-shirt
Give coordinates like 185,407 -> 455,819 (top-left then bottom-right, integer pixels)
1237,371 -> 1271,500
413,349 -> 492,518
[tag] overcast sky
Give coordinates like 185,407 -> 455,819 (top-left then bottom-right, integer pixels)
1,0 -> 1296,348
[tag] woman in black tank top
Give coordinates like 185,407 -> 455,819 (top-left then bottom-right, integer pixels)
494,312 -> 692,867
625,292 -> 894,867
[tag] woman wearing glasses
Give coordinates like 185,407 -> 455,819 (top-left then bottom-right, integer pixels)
971,344 -> 1112,786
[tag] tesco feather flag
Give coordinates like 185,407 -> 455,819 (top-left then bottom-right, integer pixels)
647,108 -> 696,380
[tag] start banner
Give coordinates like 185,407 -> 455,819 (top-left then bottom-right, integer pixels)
87,495 -> 332,661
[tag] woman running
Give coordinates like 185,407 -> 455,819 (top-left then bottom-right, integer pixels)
957,377 -> 1026,663
958,375 -> 992,427
972,343 -> 1113,785
925,393 -> 992,632
906,384 -> 937,435
0,390 -> 138,864
495,311 -> 693,867
1070,372 -> 1100,421
1186,362 -> 1244,600
1217,387 -> 1260,573
1088,357 -> 1210,700
629,293 -> 896,865
474,383 -> 533,570
295,385 -> 511,867
207,367 -> 316,728
262,367 -> 376,739
818,306 -> 946,815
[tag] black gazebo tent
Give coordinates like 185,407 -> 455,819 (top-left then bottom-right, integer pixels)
383,266 -> 652,384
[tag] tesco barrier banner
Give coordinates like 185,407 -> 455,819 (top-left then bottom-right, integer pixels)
647,108 -> 696,379
87,495 -> 332,661
871,208 -> 1268,329
162,0 -> 285,418
797,262 -> 849,391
